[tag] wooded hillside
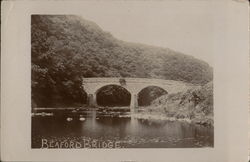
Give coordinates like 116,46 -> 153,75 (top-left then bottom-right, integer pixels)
31,15 -> 213,107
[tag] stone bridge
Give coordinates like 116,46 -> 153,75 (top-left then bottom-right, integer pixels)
82,77 -> 194,110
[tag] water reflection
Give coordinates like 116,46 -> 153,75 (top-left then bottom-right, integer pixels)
32,109 -> 213,148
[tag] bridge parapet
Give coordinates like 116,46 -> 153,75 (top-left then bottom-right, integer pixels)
82,77 -> 190,86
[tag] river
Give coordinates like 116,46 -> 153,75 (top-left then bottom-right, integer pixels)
32,108 -> 213,148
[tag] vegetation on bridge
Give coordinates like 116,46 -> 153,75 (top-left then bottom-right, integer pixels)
32,15 -> 213,107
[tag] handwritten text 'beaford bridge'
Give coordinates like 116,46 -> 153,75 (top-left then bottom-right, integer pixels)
82,77 -> 195,110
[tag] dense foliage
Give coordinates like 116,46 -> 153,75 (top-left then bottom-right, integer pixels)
32,15 -> 213,107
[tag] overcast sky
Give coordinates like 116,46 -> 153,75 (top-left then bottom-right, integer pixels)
78,1 -> 214,66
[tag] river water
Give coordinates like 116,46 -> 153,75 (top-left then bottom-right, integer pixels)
32,109 -> 213,148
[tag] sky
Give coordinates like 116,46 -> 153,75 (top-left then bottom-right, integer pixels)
78,1 -> 215,66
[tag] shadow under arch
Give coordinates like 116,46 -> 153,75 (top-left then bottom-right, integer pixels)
138,85 -> 168,106
96,84 -> 131,107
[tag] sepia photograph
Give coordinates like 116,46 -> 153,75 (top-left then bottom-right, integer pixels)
31,13 -> 213,149
1,0 -> 249,161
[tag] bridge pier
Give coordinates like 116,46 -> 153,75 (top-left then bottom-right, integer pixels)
130,93 -> 138,111
87,93 -> 97,107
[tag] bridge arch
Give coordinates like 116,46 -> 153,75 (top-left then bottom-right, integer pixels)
137,85 -> 168,106
95,84 -> 131,107
136,84 -> 168,95
95,83 -> 131,95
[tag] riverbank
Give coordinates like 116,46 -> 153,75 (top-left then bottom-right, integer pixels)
132,113 -> 192,123
32,106 -> 131,118
32,106 -> 130,112
132,112 -> 213,126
